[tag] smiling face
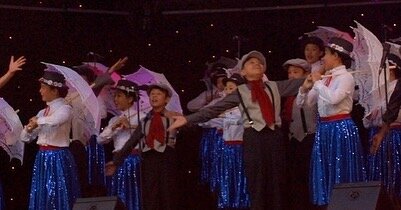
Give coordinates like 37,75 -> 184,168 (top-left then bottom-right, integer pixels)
241,57 -> 265,81
148,88 -> 170,111
113,90 -> 134,111
39,83 -> 59,102
304,43 -> 323,64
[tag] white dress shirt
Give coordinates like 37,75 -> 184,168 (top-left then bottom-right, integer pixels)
297,65 -> 354,117
20,98 -> 72,147
222,107 -> 244,142
99,105 -> 147,152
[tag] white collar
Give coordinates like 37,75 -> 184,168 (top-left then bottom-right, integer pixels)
327,65 -> 347,76
46,98 -> 65,107
121,105 -> 137,117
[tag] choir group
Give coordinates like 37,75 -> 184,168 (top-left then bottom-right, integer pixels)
1,28 -> 401,210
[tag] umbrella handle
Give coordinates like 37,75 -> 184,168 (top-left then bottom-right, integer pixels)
321,70 -> 366,78
107,56 -> 128,74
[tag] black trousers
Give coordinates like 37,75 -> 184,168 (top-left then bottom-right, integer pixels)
288,134 -> 315,210
141,147 -> 178,210
69,140 -> 89,197
243,127 -> 286,210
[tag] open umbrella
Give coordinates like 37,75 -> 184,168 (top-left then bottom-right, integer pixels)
124,66 -> 183,113
304,26 -> 354,45
41,62 -> 101,130
351,21 -> 386,117
0,98 -> 24,162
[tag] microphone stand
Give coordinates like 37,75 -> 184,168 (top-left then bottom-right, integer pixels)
380,28 -> 392,195
380,43 -> 390,107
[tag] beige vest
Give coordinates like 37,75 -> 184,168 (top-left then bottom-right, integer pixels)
237,81 -> 282,131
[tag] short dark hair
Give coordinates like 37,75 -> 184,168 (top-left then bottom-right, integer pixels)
210,69 -> 227,86
48,86 -> 68,98
148,86 -> 170,97
326,47 -> 352,69
115,89 -> 137,104
302,36 -> 325,52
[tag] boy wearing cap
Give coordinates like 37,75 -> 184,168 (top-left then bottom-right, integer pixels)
169,50 -> 304,210
20,71 -> 80,210
297,37 -> 366,206
368,53 -> 401,205
281,58 -> 316,209
99,79 -> 147,210
105,83 -> 179,210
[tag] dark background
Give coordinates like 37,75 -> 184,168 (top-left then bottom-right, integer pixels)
0,1 -> 400,209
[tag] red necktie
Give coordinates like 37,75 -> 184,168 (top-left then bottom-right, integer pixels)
249,80 -> 275,126
146,112 -> 165,148
282,96 -> 296,124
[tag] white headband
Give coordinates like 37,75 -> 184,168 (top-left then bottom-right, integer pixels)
39,78 -> 64,88
115,85 -> 136,93
329,43 -> 351,56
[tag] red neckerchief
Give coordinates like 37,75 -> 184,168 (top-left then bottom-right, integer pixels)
145,111 -> 165,148
249,80 -> 275,126
282,96 -> 296,124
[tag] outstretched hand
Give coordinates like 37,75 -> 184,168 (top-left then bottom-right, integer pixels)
108,57 -> 128,73
167,115 -> 188,132
8,56 -> 26,74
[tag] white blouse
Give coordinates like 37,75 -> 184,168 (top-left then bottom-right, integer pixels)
99,105 -> 147,152
20,98 -> 72,147
297,65 -> 355,117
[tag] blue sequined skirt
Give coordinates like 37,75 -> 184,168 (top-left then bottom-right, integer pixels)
86,135 -> 106,186
29,148 -> 80,210
199,128 -> 217,184
367,127 -> 401,198
310,118 -> 366,205
209,130 -> 224,192
106,154 -> 141,210
217,143 -> 250,209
